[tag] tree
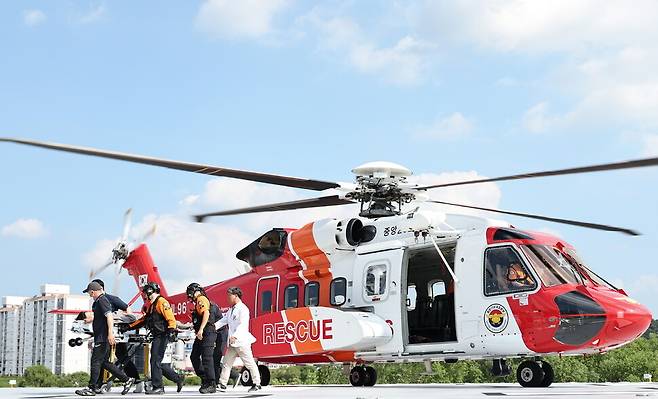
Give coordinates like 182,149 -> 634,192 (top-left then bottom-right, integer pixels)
21,365 -> 56,387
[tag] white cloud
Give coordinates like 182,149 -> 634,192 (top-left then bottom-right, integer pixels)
522,102 -> 558,133
195,0 -> 290,40
78,4 -> 106,24
415,1 -> 658,54
642,134 -> 658,156
86,171 -> 502,296
2,218 -> 48,239
413,112 -> 473,140
304,13 -> 434,85
23,9 -> 46,27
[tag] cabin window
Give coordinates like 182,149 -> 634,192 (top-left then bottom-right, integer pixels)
260,290 -> 273,314
365,264 -> 387,296
304,282 -> 320,306
484,246 -> 537,296
284,284 -> 299,309
330,278 -> 347,306
428,280 -> 446,297
406,285 -> 417,311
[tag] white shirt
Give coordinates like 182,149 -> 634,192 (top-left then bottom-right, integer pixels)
215,301 -> 256,347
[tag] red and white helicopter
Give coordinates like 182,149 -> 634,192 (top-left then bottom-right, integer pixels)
2,138 -> 655,388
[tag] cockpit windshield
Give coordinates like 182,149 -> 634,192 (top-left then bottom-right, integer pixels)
520,245 -> 582,287
563,248 -> 617,290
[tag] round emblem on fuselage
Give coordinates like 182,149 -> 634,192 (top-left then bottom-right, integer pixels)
484,303 -> 509,333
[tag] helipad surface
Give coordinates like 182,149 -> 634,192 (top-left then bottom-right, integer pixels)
3,383 -> 658,399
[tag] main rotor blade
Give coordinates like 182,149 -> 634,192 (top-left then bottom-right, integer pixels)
417,156 -> 658,190
89,259 -> 114,279
121,208 -> 133,242
194,195 -> 355,222
428,200 -> 640,236
0,138 -> 340,191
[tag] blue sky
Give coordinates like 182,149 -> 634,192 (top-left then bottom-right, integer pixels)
1,1 -> 657,314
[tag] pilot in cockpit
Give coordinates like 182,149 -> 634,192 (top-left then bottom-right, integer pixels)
506,262 -> 535,289
258,232 -> 281,252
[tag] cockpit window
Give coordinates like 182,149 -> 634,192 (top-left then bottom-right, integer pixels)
563,248 -> 617,290
520,245 -> 582,287
484,246 -> 537,296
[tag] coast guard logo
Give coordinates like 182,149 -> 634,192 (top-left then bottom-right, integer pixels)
138,274 -> 148,287
484,303 -> 508,333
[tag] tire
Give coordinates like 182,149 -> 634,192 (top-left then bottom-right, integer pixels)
349,367 -> 366,387
75,337 -> 84,346
516,360 -> 545,388
539,362 -> 554,387
364,366 -> 377,387
239,367 -> 253,386
258,365 -> 271,386
68,339 -> 77,347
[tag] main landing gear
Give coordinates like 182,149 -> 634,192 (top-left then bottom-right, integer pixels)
349,365 -> 377,387
516,359 -> 554,388
239,364 -> 271,387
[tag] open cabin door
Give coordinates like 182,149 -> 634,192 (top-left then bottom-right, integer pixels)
352,247 -> 405,354
404,244 -> 457,345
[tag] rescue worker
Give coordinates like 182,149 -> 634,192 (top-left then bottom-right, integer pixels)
185,283 -> 218,394
216,287 -> 261,393
122,282 -> 184,395
75,281 -> 135,396
90,279 -> 141,389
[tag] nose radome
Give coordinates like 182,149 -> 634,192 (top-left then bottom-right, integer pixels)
606,298 -> 652,344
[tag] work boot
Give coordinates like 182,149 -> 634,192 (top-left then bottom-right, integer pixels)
75,388 -> 96,396
176,377 -> 184,393
145,387 -> 164,395
218,384 -> 227,392
248,385 -> 262,392
121,378 -> 135,395
199,385 -> 216,394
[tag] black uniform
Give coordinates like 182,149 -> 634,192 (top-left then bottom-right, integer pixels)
190,295 -> 219,388
130,295 -> 182,390
97,294 -> 139,386
88,294 -> 130,390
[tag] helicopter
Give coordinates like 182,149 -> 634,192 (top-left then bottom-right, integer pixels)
1,137 -> 655,388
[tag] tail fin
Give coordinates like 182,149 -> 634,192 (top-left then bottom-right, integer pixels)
122,244 -> 169,301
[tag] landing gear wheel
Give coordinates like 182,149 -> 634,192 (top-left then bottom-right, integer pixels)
239,367 -> 253,386
349,367 -> 366,386
364,366 -> 377,386
539,361 -> 554,387
75,337 -> 84,346
516,360 -> 545,388
258,365 -> 271,386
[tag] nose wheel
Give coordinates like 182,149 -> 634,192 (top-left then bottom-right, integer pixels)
516,360 -> 554,387
349,366 -> 377,387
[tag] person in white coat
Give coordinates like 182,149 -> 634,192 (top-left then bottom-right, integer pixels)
215,287 -> 261,392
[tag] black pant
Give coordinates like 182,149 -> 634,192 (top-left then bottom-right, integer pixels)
191,330 -> 216,387
115,343 -> 140,380
213,327 -> 228,384
89,342 -> 129,389
150,334 -> 181,389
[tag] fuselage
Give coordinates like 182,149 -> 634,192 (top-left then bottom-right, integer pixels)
126,211 -> 652,366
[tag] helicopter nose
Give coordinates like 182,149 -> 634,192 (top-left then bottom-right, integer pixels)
603,299 -> 652,345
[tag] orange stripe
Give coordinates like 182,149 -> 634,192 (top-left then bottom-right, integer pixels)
290,223 -> 333,307
284,308 -> 324,354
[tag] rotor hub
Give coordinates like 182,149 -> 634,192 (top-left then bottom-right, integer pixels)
349,162 -> 416,218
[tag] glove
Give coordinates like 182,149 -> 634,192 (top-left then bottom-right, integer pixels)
167,329 -> 178,343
